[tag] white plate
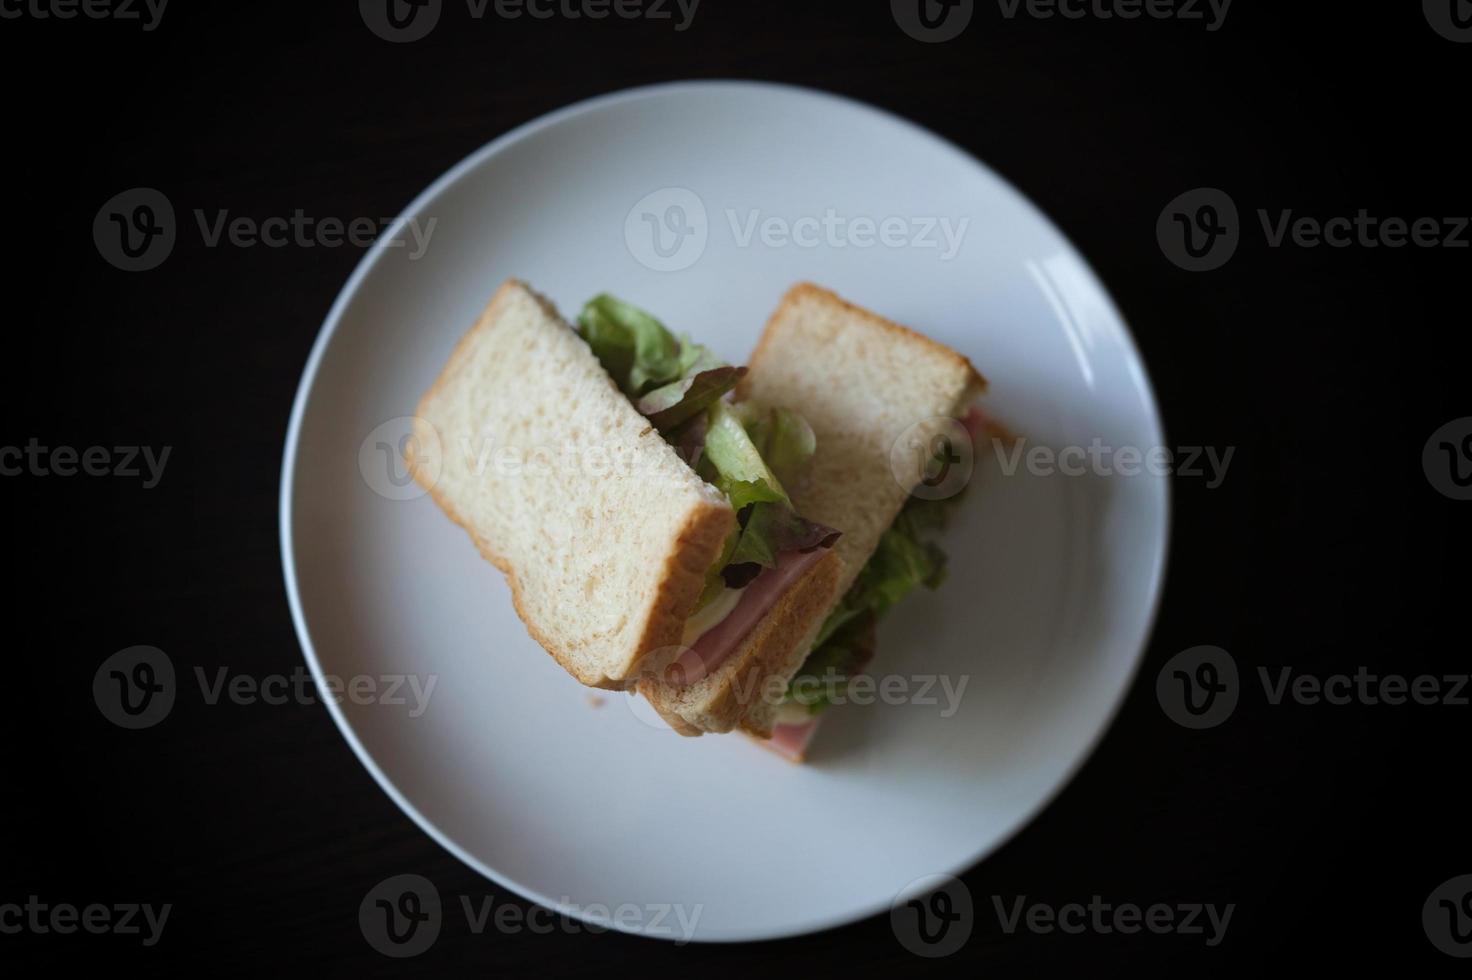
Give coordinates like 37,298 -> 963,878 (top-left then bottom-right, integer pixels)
281,81 -> 1168,943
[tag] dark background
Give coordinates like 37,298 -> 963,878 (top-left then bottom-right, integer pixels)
3,1 -> 1467,974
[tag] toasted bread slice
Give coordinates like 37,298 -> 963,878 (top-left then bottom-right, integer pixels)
407,279 -> 734,689
734,284 -> 987,737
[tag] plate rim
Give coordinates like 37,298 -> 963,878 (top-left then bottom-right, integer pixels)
278,78 -> 1173,944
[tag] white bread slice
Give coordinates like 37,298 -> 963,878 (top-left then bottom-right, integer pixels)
406,279 -> 735,689
734,284 -> 987,737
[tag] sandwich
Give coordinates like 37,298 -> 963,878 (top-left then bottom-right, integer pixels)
663,284 -> 991,760
405,280 -> 844,702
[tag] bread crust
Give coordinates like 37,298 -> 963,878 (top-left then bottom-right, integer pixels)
644,700 -> 706,737
406,279 -> 734,689
637,548 -> 843,734
736,282 -> 988,403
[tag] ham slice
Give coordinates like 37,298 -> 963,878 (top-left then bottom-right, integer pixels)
763,718 -> 821,762
668,548 -> 830,684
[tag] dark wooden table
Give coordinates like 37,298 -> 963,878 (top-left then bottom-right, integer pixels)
4,2 -> 1467,974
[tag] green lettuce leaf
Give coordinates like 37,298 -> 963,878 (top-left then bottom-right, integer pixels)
718,477 -> 786,513
787,612 -> 877,713
636,366 -> 747,434
703,401 -> 840,586
577,294 -> 683,395
724,516 -> 777,575
677,338 -> 724,377
728,500 -> 840,569
576,294 -> 840,601
579,296 -> 749,441
701,400 -> 789,504
739,404 -> 817,489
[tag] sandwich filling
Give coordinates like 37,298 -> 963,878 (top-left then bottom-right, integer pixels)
576,295 -> 840,680
773,406 -> 988,727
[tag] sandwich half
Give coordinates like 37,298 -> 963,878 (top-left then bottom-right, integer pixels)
407,279 -> 842,694
724,284 -> 989,759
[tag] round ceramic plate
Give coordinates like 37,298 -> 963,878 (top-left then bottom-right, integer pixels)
281,81 -> 1168,943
